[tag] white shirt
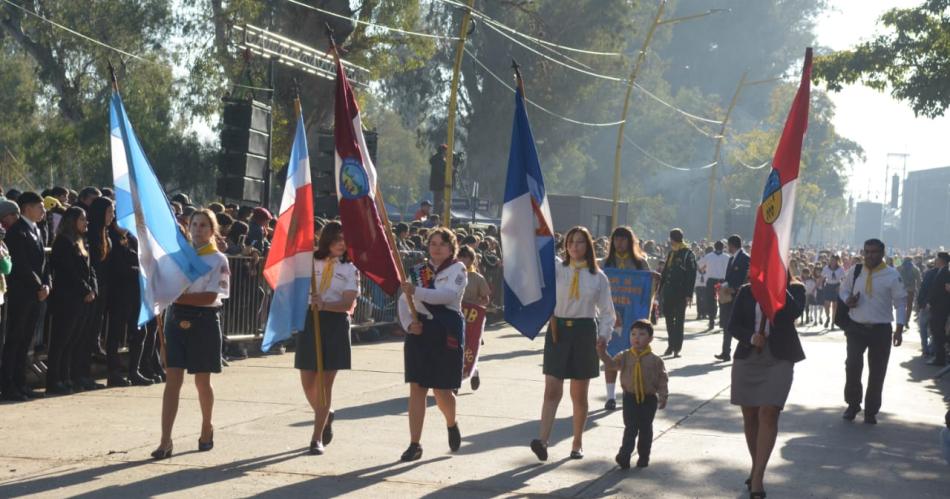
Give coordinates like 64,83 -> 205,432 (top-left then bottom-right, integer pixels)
838,265 -> 907,326
699,252 -> 730,280
183,250 -> 231,307
313,258 -> 360,304
804,278 -> 817,296
398,261 -> 467,331
554,258 -> 616,340
822,266 -> 845,285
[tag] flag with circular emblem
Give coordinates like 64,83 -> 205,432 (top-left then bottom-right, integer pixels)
749,48 -> 812,321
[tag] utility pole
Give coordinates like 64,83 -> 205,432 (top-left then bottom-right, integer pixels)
442,0 -> 477,226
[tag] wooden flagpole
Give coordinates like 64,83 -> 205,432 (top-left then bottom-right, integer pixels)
325,25 -> 418,324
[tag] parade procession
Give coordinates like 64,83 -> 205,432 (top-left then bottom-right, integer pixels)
0,1 -> 949,498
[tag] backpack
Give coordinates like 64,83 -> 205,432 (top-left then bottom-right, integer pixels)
833,264 -> 863,330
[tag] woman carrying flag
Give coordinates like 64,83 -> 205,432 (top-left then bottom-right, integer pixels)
599,226 -> 651,411
298,221 -> 359,455
398,228 -> 468,462
531,226 -> 615,461
152,209 -> 230,459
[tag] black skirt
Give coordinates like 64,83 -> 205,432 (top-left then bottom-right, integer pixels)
164,304 -> 222,374
295,311 -> 352,371
404,310 -> 464,389
543,318 -> 599,380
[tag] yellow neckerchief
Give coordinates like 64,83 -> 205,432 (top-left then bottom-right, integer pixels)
196,243 -> 217,256
615,251 -> 631,269
864,261 -> 888,296
318,258 -> 338,294
628,345 -> 653,404
665,241 -> 687,268
569,260 -> 588,300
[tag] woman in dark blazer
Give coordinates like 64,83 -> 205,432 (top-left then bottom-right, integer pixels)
47,207 -> 97,395
728,277 -> 805,499
76,197 -> 116,390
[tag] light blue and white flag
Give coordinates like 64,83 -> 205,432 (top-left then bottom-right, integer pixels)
110,92 -> 211,325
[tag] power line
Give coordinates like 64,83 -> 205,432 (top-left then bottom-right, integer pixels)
623,134 -> 717,171
1,0 -> 152,63
437,0 -> 623,57
464,48 -> 624,127
280,0 -> 458,40
632,83 -> 722,124
734,158 -> 771,170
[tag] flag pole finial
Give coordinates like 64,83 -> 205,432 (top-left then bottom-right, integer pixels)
107,59 -> 118,92
511,59 -> 525,94
292,78 -> 302,117
325,22 -> 338,56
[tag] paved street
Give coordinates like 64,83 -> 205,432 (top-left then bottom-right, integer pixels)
0,313 -> 947,498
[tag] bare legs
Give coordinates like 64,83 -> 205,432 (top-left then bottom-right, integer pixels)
155,368 -> 216,451
538,375 -> 590,452
300,369 -> 337,443
741,405 -> 781,493
408,382 -> 456,444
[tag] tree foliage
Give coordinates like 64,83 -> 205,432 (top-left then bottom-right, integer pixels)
813,0 -> 950,118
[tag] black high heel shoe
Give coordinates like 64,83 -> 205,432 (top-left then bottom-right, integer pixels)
322,411 -> 334,446
750,492 -> 766,499
151,445 -> 173,460
530,439 -> 548,461
198,430 -> 214,452
309,440 -> 325,455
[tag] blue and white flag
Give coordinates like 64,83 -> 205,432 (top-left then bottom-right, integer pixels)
110,92 -> 211,326
501,82 -> 556,339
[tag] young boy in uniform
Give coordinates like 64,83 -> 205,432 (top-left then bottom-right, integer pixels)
597,319 -> 669,469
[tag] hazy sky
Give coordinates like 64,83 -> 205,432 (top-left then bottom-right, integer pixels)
814,0 -> 950,204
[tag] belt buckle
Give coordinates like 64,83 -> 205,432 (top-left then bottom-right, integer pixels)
565,320 -> 574,327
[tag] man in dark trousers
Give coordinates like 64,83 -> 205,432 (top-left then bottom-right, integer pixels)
926,252 -> 950,367
659,228 -> 697,357
1,192 -> 51,401
840,239 -> 906,424
715,234 -> 750,362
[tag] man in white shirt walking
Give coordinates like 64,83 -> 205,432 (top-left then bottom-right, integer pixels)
839,239 -> 906,425
698,240 -> 730,330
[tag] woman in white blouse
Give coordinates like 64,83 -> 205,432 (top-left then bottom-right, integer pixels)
531,226 -> 616,461
298,221 -> 360,455
152,209 -> 230,459
398,228 -> 468,462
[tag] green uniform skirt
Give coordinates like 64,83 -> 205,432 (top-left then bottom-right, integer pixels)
543,318 -> 599,380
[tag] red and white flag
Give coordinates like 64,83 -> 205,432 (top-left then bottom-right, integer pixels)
749,48 -> 812,321
333,58 -> 401,295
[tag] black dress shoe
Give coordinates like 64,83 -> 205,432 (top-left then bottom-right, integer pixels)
714,353 -> 731,362
69,380 -> 85,392
108,376 -> 131,388
447,424 -> 461,451
1,391 -> 28,402
615,452 -> 631,469
672,351 -> 681,358
662,348 -> 673,356
842,405 -> 861,421
605,398 -> 617,411
400,443 -> 422,462
864,413 -> 878,425
569,449 -> 584,459
322,412 -> 334,446
46,382 -> 73,395
470,372 -> 480,391
750,491 -> 766,499
926,359 -> 947,366
636,456 -> 649,467
530,439 -> 548,461
19,387 -> 45,399
129,373 -> 154,386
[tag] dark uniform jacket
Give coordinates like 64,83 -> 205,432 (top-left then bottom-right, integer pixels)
725,249 -> 751,289
928,267 -> 950,314
729,283 -> 806,363
4,217 -> 51,298
660,247 -> 697,301
49,236 -> 97,310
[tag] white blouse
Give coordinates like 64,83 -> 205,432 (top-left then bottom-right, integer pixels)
398,261 -> 467,331
313,258 -> 360,304
183,251 -> 231,307
554,258 -> 616,340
